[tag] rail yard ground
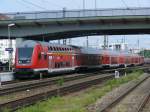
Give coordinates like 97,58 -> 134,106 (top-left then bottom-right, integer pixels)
14,69 -> 145,112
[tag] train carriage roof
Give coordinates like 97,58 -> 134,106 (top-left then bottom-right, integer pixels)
17,40 -> 73,49
17,40 -> 141,57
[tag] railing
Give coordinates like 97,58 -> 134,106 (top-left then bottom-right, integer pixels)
1,7 -> 150,20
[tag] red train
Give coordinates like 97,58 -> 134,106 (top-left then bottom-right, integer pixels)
14,40 -> 144,78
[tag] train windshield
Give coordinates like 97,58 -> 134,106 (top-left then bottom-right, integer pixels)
18,47 -> 33,59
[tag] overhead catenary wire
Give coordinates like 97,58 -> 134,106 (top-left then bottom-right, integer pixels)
21,0 -> 49,10
15,0 -> 37,11
40,0 -> 81,10
120,0 -> 130,9
120,0 -> 134,15
40,0 -> 63,9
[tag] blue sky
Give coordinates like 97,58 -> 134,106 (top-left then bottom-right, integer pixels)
1,0 -> 150,12
0,0 -> 150,49
0,0 -> 150,12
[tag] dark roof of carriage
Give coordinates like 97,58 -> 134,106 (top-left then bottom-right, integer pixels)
17,40 -> 73,49
17,40 -> 140,56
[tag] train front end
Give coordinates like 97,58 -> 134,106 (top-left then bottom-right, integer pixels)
14,41 -> 37,78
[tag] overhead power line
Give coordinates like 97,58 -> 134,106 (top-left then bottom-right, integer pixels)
120,0 -> 134,15
120,0 -> 129,9
21,0 -> 49,10
16,0 -> 36,11
41,0 -> 63,9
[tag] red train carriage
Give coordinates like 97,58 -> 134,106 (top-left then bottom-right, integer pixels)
14,40 -> 144,78
79,47 -> 101,69
15,40 -> 78,78
101,51 -> 110,67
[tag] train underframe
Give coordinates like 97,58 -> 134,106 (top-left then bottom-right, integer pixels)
14,63 -> 135,79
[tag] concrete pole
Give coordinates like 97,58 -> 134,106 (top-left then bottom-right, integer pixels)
8,23 -> 15,71
8,26 -> 11,71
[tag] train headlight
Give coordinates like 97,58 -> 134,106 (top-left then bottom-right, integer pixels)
27,60 -> 31,63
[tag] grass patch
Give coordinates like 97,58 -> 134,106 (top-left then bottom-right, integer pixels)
15,69 -> 143,112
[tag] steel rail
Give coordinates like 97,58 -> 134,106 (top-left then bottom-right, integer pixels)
0,66 -> 147,96
0,74 -> 113,111
98,75 -> 150,112
137,89 -> 150,112
0,72 -> 99,96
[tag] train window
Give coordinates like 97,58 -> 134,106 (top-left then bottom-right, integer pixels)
76,55 -> 78,60
50,47 -> 52,51
63,62 -> 66,67
57,63 -> 60,68
60,62 -> 63,67
66,62 -> 70,66
18,47 -> 33,59
44,54 -> 47,60
56,47 -> 59,51
59,47 -> 61,51
53,47 -> 56,51
38,53 -> 41,60
48,46 -> 51,51
55,63 -> 57,68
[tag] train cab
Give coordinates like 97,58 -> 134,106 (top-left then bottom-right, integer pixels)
14,40 -> 48,78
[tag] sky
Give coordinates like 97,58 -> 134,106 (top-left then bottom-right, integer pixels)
1,0 -> 150,12
0,0 -> 150,49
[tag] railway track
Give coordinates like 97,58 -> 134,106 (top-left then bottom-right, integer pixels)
98,74 -> 150,112
0,72 -> 101,96
0,66 -> 148,111
2,65 -> 148,86
137,88 -> 150,112
0,73 -> 113,111
0,65 -> 147,96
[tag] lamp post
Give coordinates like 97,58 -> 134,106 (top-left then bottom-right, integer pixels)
8,23 -> 15,71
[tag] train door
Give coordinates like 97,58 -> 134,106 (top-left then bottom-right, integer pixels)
72,55 -> 74,67
48,56 -> 52,70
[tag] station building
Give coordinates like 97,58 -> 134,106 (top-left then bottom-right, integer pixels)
0,39 -> 16,64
